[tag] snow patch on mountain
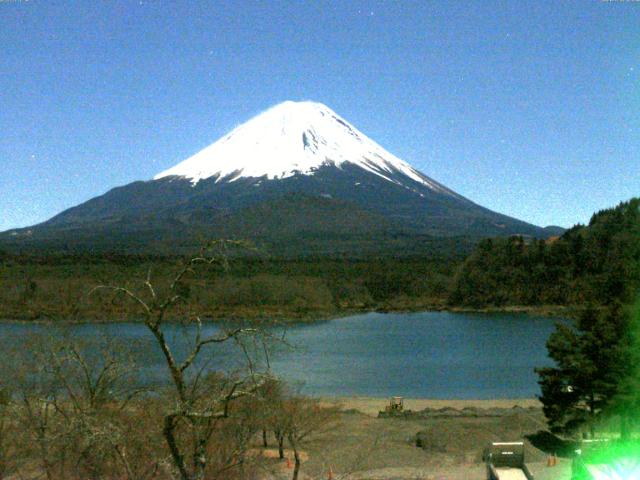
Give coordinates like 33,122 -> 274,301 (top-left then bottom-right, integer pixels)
154,100 -> 456,197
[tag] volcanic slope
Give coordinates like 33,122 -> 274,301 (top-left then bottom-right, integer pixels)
1,101 -> 560,255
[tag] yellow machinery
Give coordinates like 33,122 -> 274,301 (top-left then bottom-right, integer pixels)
385,396 -> 404,413
378,396 -> 408,417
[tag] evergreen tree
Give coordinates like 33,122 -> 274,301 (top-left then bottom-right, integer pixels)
609,298 -> 640,440
536,304 -> 633,438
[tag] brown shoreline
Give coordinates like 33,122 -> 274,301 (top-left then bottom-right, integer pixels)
0,303 -> 575,324
320,396 -> 542,416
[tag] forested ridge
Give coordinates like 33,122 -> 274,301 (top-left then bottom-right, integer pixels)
449,198 -> 640,309
0,252 -> 462,321
1,198 -> 637,321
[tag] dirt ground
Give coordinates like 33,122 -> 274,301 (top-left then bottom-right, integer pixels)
260,397 -> 572,480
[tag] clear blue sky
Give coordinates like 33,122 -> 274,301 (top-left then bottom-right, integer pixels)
1,0 -> 638,231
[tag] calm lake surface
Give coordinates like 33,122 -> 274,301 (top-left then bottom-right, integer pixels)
1,311 -> 565,399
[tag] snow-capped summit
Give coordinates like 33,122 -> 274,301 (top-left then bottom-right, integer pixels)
1,100 -> 557,254
154,100 -> 454,196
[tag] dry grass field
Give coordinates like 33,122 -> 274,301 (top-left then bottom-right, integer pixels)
258,397 -> 572,480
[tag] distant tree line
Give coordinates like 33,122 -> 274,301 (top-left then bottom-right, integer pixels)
0,253 -> 462,321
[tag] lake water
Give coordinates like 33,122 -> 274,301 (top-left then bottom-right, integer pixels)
0,311 -> 565,399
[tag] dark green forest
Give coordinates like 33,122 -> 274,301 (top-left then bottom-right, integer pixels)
0,252 -> 463,321
1,197 -> 638,322
449,198 -> 640,309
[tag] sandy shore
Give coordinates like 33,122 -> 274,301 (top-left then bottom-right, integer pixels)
320,396 -> 541,416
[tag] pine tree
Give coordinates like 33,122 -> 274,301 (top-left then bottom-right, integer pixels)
536,304 -> 633,438
609,298 -> 640,440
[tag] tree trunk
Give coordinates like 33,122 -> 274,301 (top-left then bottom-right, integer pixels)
262,429 -> 268,448
276,432 -> 284,459
37,426 -> 54,480
114,445 -> 135,480
193,439 -> 207,480
163,414 -> 191,480
292,445 -> 301,480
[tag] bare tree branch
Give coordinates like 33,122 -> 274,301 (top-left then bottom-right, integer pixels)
89,286 -> 151,316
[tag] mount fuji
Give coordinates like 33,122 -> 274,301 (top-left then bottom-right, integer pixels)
1,101 -> 562,255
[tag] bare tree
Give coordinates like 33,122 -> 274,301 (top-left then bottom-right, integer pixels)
10,334 -> 70,480
0,242 -> 276,480
9,333 -> 157,480
282,397 -> 338,480
252,377 -> 286,455
92,241 -> 270,480
50,337 -> 154,480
